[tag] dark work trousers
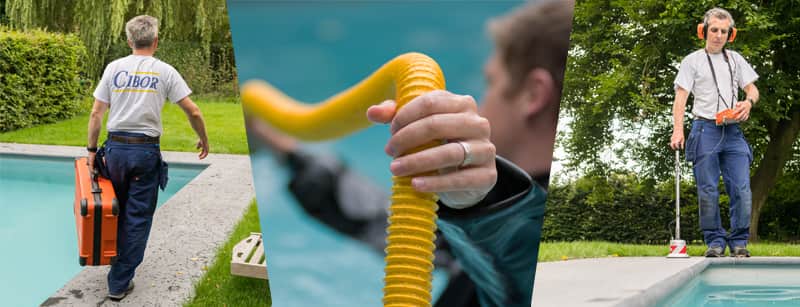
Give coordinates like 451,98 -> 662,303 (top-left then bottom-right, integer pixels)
104,131 -> 163,294
685,119 -> 753,250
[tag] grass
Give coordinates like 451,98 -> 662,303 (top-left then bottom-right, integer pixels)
185,200 -> 271,307
538,241 -> 800,262
0,97 -> 249,154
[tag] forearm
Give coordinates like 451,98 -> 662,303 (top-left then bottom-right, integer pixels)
744,84 -> 759,104
672,90 -> 688,131
187,111 -> 208,142
87,101 -> 107,147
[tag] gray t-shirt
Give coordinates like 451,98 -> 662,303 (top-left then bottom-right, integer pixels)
674,49 -> 758,119
93,55 -> 192,137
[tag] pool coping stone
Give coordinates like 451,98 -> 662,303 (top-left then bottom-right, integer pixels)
533,256 -> 800,307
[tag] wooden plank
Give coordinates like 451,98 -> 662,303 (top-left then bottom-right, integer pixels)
231,233 -> 260,264
249,241 -> 265,265
231,232 -> 268,279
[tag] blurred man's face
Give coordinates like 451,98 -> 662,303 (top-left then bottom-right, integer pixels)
480,53 -> 522,158
705,16 -> 731,54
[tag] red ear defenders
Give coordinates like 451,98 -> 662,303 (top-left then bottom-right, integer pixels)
697,23 -> 737,42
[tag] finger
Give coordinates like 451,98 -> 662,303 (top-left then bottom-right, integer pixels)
411,163 -> 497,193
390,141 -> 495,177
366,100 -> 397,124
390,91 -> 477,135
387,113 -> 490,157
681,139 -> 685,149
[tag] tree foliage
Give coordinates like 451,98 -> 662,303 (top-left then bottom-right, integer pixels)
562,0 -> 800,240
563,0 -> 798,178
4,0 -> 233,84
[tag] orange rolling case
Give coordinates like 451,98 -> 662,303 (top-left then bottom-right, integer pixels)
74,157 -> 119,266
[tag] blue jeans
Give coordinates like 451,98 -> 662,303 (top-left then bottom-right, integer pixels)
685,120 -> 753,250
104,132 -> 163,294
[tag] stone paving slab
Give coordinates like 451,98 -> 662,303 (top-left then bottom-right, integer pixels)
532,256 -> 800,307
0,143 -> 255,307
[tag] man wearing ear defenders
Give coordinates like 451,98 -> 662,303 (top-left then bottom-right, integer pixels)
670,7 -> 760,258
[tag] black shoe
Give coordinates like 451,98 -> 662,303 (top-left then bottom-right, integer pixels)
704,246 -> 724,257
732,246 -> 751,258
108,281 -> 135,301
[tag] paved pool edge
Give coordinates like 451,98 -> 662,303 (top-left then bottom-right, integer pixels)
621,257 -> 800,307
533,256 -> 800,307
0,143 -> 256,307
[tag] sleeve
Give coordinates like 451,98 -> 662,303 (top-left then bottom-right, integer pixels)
674,56 -> 695,92
436,156 -> 545,307
92,65 -> 112,103
286,150 -> 388,247
166,66 -> 192,103
735,52 -> 759,88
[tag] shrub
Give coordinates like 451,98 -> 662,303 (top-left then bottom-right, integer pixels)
0,28 -> 87,131
543,171 -> 725,244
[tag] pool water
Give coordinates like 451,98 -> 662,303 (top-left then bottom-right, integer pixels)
0,153 -> 205,307
228,0 -> 520,305
658,264 -> 800,306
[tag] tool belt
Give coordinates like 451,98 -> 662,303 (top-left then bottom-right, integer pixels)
109,134 -> 160,144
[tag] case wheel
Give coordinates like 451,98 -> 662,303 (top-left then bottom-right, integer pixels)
79,257 -> 87,266
112,198 -> 120,216
80,199 -> 88,217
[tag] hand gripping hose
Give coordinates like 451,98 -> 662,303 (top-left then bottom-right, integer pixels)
241,52 -> 445,306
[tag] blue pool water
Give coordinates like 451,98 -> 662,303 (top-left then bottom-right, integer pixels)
658,264 -> 800,306
228,0 -> 520,305
0,153 -> 206,307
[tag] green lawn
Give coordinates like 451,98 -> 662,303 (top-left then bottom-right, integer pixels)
539,241 -> 800,262
185,200 -> 271,307
0,97 -> 249,154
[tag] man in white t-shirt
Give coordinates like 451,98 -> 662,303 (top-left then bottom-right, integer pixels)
670,7 -> 760,258
86,15 -> 209,300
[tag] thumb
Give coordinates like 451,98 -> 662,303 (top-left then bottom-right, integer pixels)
366,100 -> 397,124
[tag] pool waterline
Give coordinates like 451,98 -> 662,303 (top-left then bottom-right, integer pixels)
657,262 -> 800,306
0,152 -> 207,307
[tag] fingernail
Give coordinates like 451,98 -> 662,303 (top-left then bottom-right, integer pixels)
390,160 -> 403,175
385,144 -> 396,157
412,178 -> 425,190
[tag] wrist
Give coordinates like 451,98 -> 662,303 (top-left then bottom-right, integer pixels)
747,97 -> 755,106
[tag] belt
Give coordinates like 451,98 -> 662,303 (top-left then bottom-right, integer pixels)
695,116 -> 715,122
109,134 -> 160,144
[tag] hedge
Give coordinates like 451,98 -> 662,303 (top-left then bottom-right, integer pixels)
0,28 -> 87,132
544,170 -> 800,243
543,171 -> 725,244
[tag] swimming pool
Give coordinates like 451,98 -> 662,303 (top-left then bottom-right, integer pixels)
658,264 -> 800,306
0,153 -> 205,307
229,0 -> 520,305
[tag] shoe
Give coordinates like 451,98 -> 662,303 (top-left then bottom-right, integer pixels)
732,246 -> 751,258
108,281 -> 134,301
704,246 -> 724,257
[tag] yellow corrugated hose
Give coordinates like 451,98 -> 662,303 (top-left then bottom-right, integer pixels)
241,52 -> 445,307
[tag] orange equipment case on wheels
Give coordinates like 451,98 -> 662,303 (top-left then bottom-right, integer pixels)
74,157 -> 119,266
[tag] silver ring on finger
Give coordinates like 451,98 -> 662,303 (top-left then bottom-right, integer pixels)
456,141 -> 473,167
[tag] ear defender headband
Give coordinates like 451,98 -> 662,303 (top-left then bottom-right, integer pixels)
697,23 -> 737,42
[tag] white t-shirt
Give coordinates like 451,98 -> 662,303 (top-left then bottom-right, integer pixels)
93,55 -> 192,137
674,49 -> 758,119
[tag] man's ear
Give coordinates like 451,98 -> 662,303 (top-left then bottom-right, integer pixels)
152,37 -> 159,50
521,68 -> 555,119
127,39 -> 134,49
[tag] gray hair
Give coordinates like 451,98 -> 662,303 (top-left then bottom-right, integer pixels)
704,7 -> 735,27
125,15 -> 159,49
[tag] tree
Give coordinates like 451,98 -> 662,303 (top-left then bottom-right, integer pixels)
4,0 -> 232,80
562,0 -> 800,241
